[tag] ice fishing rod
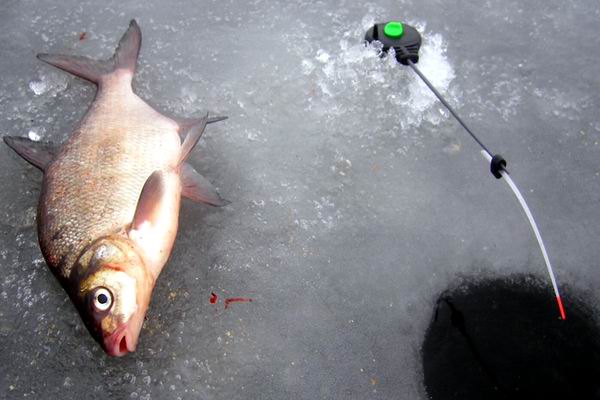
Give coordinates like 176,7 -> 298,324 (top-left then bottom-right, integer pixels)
365,21 -> 566,320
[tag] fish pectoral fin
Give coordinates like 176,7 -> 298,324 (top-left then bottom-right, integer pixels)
3,136 -> 58,171
181,163 -> 229,207
130,170 -> 168,231
129,170 -> 180,274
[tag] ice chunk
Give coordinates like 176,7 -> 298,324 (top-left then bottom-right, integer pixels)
315,49 -> 330,63
28,80 -> 47,96
301,59 -> 315,75
28,128 -> 42,141
28,72 -> 68,97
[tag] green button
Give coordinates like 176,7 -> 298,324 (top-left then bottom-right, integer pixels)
384,21 -> 404,38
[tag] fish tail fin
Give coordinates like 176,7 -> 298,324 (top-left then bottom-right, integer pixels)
178,113 -> 209,167
36,53 -> 114,84
36,20 -> 141,85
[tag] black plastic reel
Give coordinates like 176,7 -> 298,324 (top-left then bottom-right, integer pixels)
364,22 -> 422,65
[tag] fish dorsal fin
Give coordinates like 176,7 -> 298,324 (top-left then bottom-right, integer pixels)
178,113 -> 208,166
3,136 -> 58,171
176,115 -> 229,206
176,115 -> 228,134
130,170 -> 166,231
181,163 -> 229,206
37,20 -> 141,84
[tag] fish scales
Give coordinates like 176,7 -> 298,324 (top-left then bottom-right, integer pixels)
40,81 -> 181,279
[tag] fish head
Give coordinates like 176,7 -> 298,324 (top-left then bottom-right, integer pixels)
71,235 -> 154,356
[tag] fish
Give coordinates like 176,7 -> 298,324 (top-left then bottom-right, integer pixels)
3,20 -> 228,356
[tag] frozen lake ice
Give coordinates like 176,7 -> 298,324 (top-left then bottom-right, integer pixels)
1,0 -> 599,399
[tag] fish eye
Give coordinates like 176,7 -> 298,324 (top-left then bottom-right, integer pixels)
92,287 -> 113,312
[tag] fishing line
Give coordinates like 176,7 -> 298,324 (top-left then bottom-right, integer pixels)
365,21 -> 566,320
405,59 -> 492,157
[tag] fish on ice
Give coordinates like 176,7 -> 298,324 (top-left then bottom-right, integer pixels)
4,20 -> 227,356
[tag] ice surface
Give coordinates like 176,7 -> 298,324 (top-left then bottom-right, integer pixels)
1,0 -> 600,399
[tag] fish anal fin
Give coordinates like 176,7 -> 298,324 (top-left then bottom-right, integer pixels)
181,163 -> 229,207
37,19 -> 141,84
3,136 -> 58,171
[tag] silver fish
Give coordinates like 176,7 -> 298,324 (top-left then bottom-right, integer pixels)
4,20 -> 227,356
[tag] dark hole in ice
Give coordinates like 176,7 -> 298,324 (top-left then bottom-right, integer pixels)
422,274 -> 600,400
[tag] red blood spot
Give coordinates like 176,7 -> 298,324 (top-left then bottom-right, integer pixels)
209,292 -> 218,304
79,32 -> 87,41
224,297 -> 253,309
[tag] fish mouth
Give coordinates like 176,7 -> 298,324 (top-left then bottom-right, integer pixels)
104,324 -> 136,357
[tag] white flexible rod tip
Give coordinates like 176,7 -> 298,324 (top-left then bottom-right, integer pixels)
480,150 -> 566,320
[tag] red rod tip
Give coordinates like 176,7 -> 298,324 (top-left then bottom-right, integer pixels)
556,295 -> 566,320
